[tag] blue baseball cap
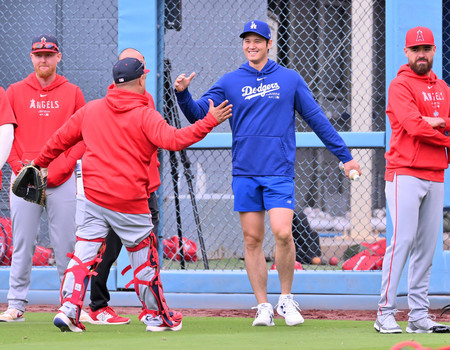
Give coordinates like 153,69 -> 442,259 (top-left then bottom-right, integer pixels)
113,57 -> 149,84
239,20 -> 271,40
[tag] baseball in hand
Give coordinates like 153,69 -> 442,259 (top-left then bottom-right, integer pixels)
349,169 -> 359,181
339,162 -> 360,181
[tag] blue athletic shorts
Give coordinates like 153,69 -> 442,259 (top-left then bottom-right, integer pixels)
232,176 -> 295,212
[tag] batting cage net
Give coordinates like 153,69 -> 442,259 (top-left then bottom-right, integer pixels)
0,0 -> 448,272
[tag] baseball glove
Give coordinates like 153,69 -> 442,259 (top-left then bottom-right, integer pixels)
11,165 -> 47,206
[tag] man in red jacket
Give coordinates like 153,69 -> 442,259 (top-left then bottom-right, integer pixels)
375,26 -> 450,334
33,57 -> 231,332
0,35 -> 85,322
80,48 -> 162,325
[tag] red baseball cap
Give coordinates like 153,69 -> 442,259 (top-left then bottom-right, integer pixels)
405,26 -> 435,48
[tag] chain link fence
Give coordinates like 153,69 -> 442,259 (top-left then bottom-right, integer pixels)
0,0 -> 118,266
3,1 -> 444,273
160,0 -> 389,270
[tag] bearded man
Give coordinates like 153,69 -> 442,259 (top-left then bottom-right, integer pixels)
0,34 -> 85,322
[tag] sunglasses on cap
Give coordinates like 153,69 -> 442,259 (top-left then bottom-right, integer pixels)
136,61 -> 144,71
31,42 -> 59,52
137,61 -> 150,74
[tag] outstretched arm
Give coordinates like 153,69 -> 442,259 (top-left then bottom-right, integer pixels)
174,71 -> 208,123
146,99 -> 232,151
33,109 -> 84,168
174,72 -> 226,124
174,72 -> 196,93
294,75 -> 353,163
0,123 -> 13,169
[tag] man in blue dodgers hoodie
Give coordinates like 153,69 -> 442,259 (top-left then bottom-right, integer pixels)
174,20 -> 361,327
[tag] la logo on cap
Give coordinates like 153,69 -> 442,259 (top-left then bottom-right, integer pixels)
416,29 -> 424,42
251,21 -> 257,29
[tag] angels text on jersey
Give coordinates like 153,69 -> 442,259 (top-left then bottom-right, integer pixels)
29,98 -> 60,117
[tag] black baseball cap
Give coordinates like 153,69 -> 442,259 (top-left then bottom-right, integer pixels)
113,57 -> 150,84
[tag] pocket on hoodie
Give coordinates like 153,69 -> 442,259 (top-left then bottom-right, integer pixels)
232,135 -> 292,175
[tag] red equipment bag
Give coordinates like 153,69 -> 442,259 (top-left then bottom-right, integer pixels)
32,245 -> 54,266
163,235 -> 198,262
0,217 -> 12,266
342,239 -> 386,271
0,216 -> 53,266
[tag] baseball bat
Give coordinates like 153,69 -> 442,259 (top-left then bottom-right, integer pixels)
339,161 -> 360,181
163,59 -> 209,269
169,150 -> 186,269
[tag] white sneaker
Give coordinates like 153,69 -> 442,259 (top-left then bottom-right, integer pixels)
252,303 -> 274,326
406,315 -> 450,333
0,308 -> 25,322
143,313 -> 182,332
53,311 -> 85,332
374,313 -> 402,333
276,294 -> 304,326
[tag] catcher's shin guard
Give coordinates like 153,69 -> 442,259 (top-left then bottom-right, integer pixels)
60,237 -> 105,321
122,233 -> 180,326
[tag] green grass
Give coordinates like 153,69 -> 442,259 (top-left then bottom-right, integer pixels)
0,313 -> 449,350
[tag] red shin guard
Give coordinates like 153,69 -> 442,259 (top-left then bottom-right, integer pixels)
122,233 -> 180,326
60,237 -> 105,321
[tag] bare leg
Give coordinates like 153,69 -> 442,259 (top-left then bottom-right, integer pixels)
240,211 -> 267,304
268,208 -> 295,295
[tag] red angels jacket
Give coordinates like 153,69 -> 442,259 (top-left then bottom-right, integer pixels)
7,73 -> 86,187
385,64 -> 450,182
34,84 -> 219,214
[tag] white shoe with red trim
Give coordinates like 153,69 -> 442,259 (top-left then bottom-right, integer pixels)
0,308 -> 25,322
53,311 -> 86,332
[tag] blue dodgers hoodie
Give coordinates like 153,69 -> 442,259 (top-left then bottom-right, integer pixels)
176,59 -> 352,177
